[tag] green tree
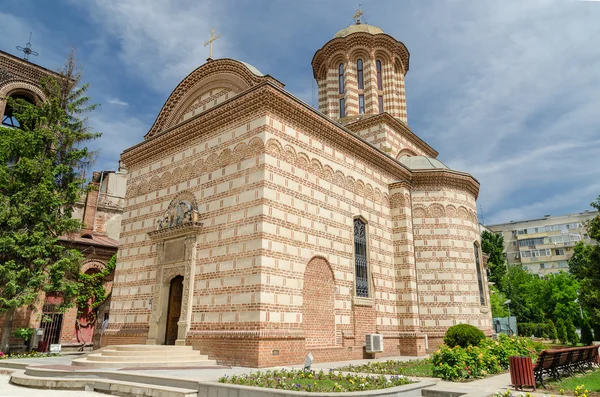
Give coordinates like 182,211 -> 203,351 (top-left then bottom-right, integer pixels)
546,319 -> 558,342
534,272 -> 580,327
502,265 -> 544,324
489,286 -> 509,318
565,319 -> 579,345
481,230 -> 508,291
569,196 -> 600,332
581,320 -> 594,346
0,51 -> 99,352
556,318 -> 567,345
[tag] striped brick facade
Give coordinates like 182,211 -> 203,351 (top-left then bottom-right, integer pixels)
108,26 -> 492,367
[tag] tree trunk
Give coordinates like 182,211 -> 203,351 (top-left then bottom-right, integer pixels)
0,307 -> 16,353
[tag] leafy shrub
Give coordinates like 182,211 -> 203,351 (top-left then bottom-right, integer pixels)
443,324 -> 485,348
518,322 -> 558,338
12,328 -> 34,342
431,334 -> 543,381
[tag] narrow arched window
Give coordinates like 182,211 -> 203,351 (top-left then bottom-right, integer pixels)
338,63 -> 344,94
474,243 -> 485,305
376,60 -> 383,90
378,96 -> 384,113
357,59 -> 364,89
354,218 -> 369,297
339,98 -> 345,118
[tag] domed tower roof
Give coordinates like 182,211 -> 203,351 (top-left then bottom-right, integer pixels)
333,23 -> 385,38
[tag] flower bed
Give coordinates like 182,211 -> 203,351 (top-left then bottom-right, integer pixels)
431,334 -> 544,381
0,351 -> 58,360
336,359 -> 433,377
218,368 -> 412,392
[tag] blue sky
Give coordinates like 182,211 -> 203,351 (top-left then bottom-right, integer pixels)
1,0 -> 599,225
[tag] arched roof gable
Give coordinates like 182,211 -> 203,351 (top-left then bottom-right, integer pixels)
145,59 -> 277,138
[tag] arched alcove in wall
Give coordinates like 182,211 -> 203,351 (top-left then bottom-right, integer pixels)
303,256 -> 336,347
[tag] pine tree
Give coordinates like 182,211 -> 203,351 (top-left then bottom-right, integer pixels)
0,50 -> 100,352
581,320 -> 594,346
546,319 -> 558,342
565,319 -> 579,346
556,319 -> 568,345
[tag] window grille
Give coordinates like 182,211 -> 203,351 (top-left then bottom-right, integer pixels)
354,218 -> 369,297
357,59 -> 364,89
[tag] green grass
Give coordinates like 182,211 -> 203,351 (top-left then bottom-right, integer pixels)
336,359 -> 434,377
543,369 -> 600,395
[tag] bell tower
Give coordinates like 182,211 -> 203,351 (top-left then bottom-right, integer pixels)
311,14 -> 410,125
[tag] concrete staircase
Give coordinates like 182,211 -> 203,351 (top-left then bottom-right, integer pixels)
71,344 -> 218,368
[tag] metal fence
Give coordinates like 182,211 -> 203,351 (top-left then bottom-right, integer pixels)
40,304 -> 63,345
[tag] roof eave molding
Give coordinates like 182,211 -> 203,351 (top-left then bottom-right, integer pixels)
411,169 -> 480,199
123,81 -> 413,181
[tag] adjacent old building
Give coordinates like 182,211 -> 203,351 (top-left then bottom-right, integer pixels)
487,211 -> 599,276
0,49 -> 127,350
106,17 -> 492,367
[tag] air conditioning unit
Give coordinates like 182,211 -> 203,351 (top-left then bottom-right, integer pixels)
365,334 -> 383,353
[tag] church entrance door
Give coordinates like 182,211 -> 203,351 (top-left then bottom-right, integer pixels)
165,276 -> 184,345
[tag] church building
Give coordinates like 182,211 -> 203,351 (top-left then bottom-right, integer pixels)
107,17 -> 492,367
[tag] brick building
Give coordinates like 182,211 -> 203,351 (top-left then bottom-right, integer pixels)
107,18 -> 493,367
0,49 -> 127,350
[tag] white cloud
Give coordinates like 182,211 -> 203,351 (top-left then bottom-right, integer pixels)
2,1 -> 599,225
76,0 -> 231,93
369,0 -> 600,223
107,97 -> 128,106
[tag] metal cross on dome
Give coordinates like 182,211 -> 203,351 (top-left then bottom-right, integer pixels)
353,4 -> 364,24
16,32 -> 39,61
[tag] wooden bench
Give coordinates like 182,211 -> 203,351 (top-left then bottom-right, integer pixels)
532,345 -> 600,388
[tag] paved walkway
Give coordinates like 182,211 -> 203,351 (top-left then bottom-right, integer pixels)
0,354 -> 564,397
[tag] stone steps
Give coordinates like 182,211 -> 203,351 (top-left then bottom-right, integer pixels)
71,344 -> 217,368
10,370 -> 199,397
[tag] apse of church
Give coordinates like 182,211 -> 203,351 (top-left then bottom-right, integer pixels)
108,18 -> 492,367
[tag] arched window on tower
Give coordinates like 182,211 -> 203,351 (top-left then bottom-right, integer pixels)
338,63 -> 344,94
474,242 -> 485,305
357,59 -> 364,89
2,93 -> 34,129
376,60 -> 383,90
354,217 -> 369,297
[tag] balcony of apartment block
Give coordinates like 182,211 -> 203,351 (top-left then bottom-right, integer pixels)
514,229 -> 562,240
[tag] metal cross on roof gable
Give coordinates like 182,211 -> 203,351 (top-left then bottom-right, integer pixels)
203,27 -> 220,60
16,32 -> 39,61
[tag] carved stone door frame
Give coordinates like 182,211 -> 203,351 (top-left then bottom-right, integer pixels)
146,223 -> 202,346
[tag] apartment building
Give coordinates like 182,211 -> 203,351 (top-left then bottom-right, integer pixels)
487,211 -> 598,276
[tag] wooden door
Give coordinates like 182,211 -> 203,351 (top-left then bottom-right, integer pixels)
165,276 -> 184,345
